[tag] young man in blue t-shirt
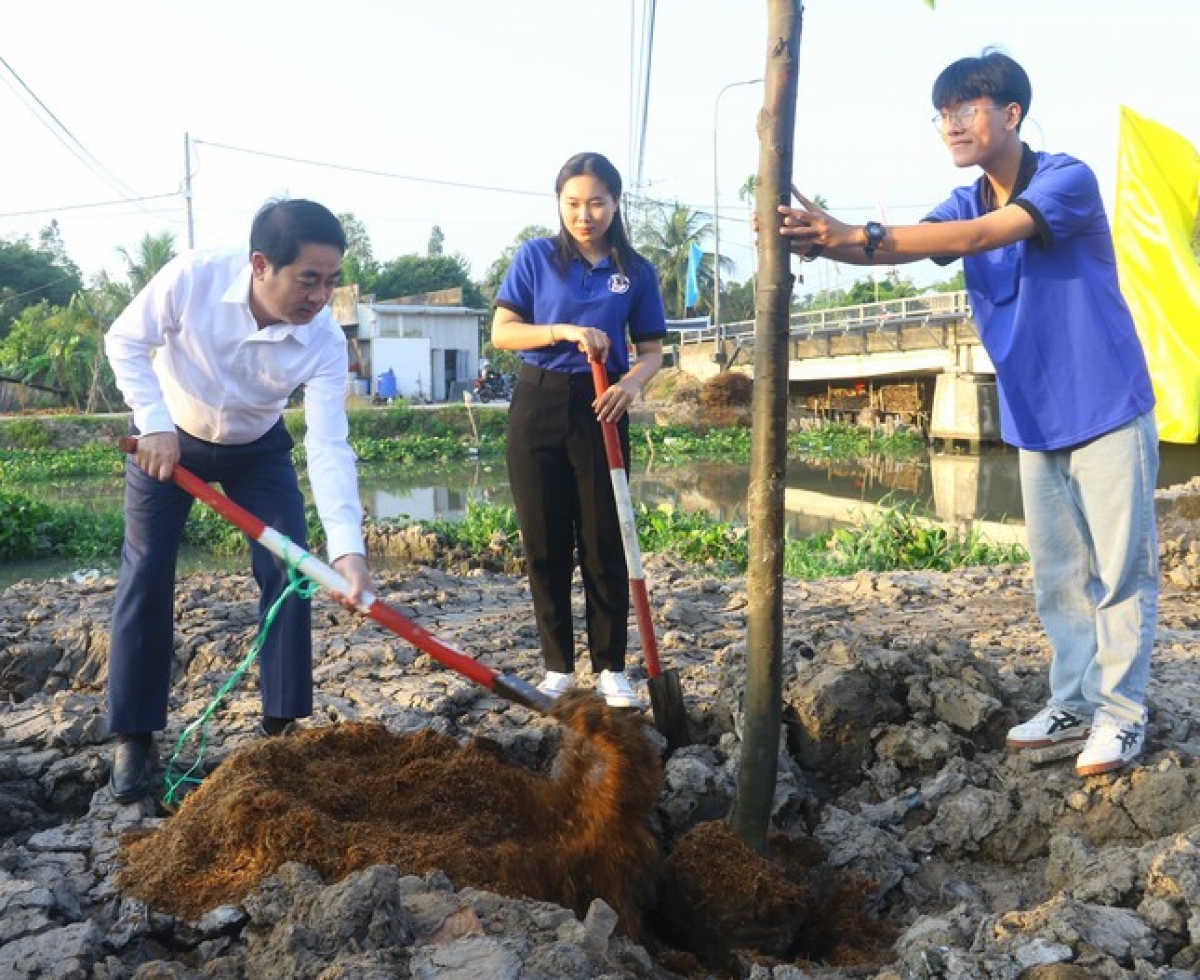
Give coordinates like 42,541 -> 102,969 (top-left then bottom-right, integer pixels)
778,49 -> 1159,777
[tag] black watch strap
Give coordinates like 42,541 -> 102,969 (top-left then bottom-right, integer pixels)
863,221 -> 886,259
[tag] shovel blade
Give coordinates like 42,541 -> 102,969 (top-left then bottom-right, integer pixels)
648,668 -> 690,752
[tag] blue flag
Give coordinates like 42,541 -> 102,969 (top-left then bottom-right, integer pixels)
684,241 -> 703,309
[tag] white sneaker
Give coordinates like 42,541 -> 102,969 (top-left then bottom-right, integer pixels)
536,671 -> 574,700
597,670 -> 645,709
1075,713 -> 1144,777
1006,705 -> 1090,749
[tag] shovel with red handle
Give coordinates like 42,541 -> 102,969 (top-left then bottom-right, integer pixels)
589,359 -> 690,750
119,436 -> 552,716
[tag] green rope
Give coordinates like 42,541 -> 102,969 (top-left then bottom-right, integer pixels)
161,554 -> 319,809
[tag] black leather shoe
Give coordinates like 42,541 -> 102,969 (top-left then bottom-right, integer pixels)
259,716 -> 299,737
108,734 -> 155,804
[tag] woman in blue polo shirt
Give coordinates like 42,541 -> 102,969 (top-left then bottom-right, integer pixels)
491,151 -> 666,709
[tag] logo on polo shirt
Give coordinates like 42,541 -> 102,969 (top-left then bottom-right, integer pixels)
607,273 -> 630,294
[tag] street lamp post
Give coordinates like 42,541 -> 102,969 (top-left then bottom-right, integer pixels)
712,77 -> 762,366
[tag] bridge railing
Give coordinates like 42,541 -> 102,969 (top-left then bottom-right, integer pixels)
676,290 -> 971,346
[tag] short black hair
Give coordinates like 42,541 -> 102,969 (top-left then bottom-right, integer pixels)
249,199 -> 347,268
932,49 -> 1031,128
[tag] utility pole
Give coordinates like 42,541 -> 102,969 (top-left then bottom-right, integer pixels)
183,133 -> 195,249
712,78 -> 762,368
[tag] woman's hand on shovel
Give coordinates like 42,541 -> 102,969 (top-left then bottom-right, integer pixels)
330,553 -> 374,609
594,379 -> 639,424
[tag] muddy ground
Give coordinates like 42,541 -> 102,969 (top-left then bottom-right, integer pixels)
2,481 -> 1200,978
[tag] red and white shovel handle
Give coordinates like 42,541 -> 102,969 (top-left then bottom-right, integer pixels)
118,436 -> 551,713
588,360 -> 665,677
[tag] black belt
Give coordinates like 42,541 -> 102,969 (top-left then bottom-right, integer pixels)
518,361 -> 620,388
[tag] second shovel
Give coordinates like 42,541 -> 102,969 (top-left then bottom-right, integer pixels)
590,357 -> 689,751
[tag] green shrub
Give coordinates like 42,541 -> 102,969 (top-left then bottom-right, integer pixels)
0,418 -> 54,449
0,490 -> 52,558
783,498 -> 1028,579
423,501 -> 521,551
636,506 -> 748,574
0,490 -> 125,560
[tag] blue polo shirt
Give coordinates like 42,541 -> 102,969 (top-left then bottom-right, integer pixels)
495,237 -> 667,375
925,146 -> 1154,451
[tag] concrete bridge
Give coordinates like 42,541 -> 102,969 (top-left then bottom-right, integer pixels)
670,290 -> 1001,446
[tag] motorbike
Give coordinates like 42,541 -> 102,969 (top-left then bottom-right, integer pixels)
474,371 -> 512,403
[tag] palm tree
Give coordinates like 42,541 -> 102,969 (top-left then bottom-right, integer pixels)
738,174 -> 757,204
742,175 -> 829,213
635,202 -> 718,318
92,232 -> 178,317
117,233 -> 177,295
82,232 -> 176,411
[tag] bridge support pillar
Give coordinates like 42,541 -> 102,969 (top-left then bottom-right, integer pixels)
929,372 -> 1000,451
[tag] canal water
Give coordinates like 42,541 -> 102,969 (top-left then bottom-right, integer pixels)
360,440 -> 1200,538
10,441 -> 1200,587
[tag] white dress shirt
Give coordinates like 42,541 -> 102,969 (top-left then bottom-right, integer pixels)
104,249 -> 365,561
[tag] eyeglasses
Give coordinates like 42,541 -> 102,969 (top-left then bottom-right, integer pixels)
931,104 -> 1008,131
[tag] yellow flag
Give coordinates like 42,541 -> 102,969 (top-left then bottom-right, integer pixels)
1112,106 -> 1200,444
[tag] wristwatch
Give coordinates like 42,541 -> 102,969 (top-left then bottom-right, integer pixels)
863,221 -> 886,259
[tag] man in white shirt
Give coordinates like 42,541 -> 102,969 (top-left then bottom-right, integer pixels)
103,198 -> 373,804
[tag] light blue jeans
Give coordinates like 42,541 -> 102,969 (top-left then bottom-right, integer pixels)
1018,412 -> 1159,726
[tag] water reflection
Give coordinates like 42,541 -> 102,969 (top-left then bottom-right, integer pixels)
633,449 -> 1027,543
27,440 -> 1200,559
361,462 -> 513,523
357,449 -> 1028,544
354,441 -> 1196,550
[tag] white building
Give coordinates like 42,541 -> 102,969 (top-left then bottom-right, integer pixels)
334,285 -> 486,403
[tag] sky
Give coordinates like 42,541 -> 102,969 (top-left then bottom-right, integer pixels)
3,0 -> 1196,303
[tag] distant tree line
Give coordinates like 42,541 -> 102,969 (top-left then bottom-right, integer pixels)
0,203 -> 970,412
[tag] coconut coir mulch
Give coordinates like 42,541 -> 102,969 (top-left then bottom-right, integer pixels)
117,691 -> 893,970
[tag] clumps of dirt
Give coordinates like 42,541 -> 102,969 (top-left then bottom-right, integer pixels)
118,692 -> 661,932
363,521 -> 526,575
698,371 -> 753,429
699,371 -> 753,411
117,693 -> 894,971
655,821 -> 896,973
642,368 -> 702,406
639,369 -> 755,429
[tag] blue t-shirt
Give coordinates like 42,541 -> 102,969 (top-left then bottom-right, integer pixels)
925,147 -> 1155,451
494,238 -> 667,375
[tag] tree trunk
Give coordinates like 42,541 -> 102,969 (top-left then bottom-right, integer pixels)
727,0 -> 802,853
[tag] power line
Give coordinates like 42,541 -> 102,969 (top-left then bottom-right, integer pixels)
193,131 -> 928,235
629,0 -> 657,192
0,271 -> 85,311
0,192 -> 181,220
192,140 -> 552,200
0,55 -> 143,204
192,136 -> 715,221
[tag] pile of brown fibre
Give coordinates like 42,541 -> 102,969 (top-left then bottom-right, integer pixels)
656,821 -> 897,973
117,691 -> 662,933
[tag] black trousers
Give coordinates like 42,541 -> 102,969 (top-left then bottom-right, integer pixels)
107,420 -> 312,733
506,362 -> 631,674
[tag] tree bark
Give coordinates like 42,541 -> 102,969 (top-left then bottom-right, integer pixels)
727,0 -> 802,853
